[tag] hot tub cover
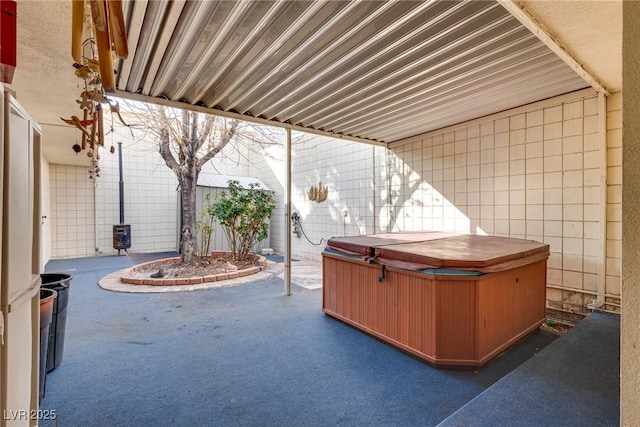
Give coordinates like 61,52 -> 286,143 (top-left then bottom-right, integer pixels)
325,232 -> 550,273
374,234 -> 550,273
326,231 -> 457,259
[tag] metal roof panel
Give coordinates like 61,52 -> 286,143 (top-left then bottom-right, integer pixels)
116,0 -> 589,144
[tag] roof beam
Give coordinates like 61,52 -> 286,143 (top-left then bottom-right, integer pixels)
498,0 -> 610,96
114,90 -> 388,147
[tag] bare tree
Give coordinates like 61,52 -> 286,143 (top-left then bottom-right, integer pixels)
151,106 -> 238,263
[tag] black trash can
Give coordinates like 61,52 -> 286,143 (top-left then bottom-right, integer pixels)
40,273 -> 72,373
39,288 -> 57,403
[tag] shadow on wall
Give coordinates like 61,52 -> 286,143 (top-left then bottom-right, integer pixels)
256,134 -> 466,258
389,146 -> 473,235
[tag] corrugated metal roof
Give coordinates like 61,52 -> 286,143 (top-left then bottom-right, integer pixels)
197,172 -> 270,191
115,0 -> 589,145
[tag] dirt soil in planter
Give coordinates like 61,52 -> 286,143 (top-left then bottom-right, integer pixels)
135,255 -> 257,279
540,321 -> 572,335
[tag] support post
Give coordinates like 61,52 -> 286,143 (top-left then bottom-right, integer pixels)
597,92 -> 608,305
284,128 -> 292,296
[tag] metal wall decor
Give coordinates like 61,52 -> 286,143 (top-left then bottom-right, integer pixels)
307,181 -> 328,203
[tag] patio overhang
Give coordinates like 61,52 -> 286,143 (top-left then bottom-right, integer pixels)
113,0 -> 609,147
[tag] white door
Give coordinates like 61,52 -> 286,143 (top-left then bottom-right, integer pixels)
0,85 -> 42,426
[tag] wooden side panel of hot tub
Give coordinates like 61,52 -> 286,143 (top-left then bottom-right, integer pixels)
323,255 -> 438,360
322,253 -> 547,367
476,260 -> 547,362
434,278 -> 476,363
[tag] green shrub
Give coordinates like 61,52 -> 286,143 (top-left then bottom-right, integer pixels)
209,180 -> 276,261
196,194 -> 215,257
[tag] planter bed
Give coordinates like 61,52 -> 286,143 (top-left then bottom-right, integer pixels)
120,252 -> 266,286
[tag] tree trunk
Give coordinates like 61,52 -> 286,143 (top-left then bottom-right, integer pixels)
156,108 -> 238,265
179,165 -> 198,264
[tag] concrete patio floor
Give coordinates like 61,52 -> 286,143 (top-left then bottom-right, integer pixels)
38,252 -> 618,426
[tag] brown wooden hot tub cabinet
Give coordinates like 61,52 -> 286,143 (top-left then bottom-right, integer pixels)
322,233 -> 550,368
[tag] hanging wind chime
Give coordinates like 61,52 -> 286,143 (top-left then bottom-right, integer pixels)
59,0 -> 130,177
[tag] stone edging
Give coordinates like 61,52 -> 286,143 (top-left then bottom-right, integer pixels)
119,252 -> 267,286
99,261 -> 282,294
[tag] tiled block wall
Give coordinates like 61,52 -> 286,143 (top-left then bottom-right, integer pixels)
95,134 -> 179,254
388,90 -> 621,315
295,134 -> 375,260
49,164 -> 97,258
49,123 -> 253,257
260,132 -> 376,260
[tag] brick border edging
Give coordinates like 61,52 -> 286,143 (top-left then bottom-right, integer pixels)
120,252 -> 267,286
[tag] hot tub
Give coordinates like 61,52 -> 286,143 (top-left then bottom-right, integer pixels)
322,232 -> 550,368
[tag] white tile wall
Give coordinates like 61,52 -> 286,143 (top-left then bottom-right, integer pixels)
50,120 -> 254,257
94,130 -> 179,255
300,134 -> 374,259
50,164 -> 97,258
379,91 -> 620,313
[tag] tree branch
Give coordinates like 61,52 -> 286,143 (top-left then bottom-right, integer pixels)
196,115 -> 216,152
187,112 -> 199,161
190,112 -> 198,144
177,110 -> 190,164
198,119 -> 238,167
159,126 -> 179,173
